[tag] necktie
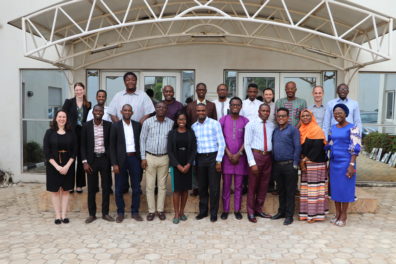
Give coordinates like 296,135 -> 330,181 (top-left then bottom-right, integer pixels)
263,121 -> 268,152
221,102 -> 224,117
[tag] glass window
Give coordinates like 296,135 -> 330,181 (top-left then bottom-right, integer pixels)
224,71 -> 237,97
144,76 -> 176,101
87,70 -> 99,104
385,91 -> 395,120
358,73 -> 380,124
323,71 -> 336,103
21,70 -> 69,173
182,71 -> 195,104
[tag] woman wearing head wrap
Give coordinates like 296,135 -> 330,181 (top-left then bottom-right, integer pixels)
325,103 -> 361,227
298,109 -> 328,223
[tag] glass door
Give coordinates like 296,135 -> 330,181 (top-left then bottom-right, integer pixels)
100,71 -> 138,105
140,72 -> 181,102
237,73 -> 280,101
280,73 -> 322,106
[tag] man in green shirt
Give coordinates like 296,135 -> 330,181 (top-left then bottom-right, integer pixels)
275,81 -> 307,127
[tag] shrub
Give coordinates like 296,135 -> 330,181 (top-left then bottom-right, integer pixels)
363,132 -> 396,153
23,141 -> 44,164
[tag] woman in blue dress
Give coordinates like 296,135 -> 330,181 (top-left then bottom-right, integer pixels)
326,103 -> 361,227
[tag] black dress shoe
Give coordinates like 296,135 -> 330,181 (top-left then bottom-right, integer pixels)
54,219 -> 62,225
255,212 -> 272,218
248,214 -> 257,223
69,190 -> 74,194
116,214 -> 124,223
283,217 -> 294,225
85,216 -> 97,224
195,213 -> 208,220
234,212 -> 243,220
210,215 -> 217,222
220,212 -> 228,220
61,218 -> 70,224
271,213 -> 286,220
242,185 -> 248,195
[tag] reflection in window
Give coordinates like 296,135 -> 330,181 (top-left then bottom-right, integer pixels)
87,70 -> 99,104
323,71 -> 336,104
224,71 -> 237,97
144,76 -> 176,102
182,71 -> 195,104
385,91 -> 395,119
21,70 -> 69,173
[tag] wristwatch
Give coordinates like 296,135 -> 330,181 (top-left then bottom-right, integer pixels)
349,162 -> 355,166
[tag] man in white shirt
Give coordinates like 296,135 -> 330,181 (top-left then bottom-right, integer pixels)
108,72 -> 155,124
213,83 -> 230,120
86,90 -> 111,122
241,83 -> 262,121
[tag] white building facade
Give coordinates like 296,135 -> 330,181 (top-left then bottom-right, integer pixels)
1,0 -> 395,182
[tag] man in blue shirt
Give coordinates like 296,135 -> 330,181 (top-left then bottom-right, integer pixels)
271,107 -> 301,225
322,83 -> 362,138
192,104 -> 226,222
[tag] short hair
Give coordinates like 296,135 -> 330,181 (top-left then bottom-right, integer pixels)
122,104 -> 133,111
96,89 -> 107,97
196,103 -> 206,109
277,107 -> 289,116
229,96 -> 242,105
337,83 -> 349,91
123,72 -> 137,82
312,85 -> 324,92
285,81 -> 296,88
163,85 -> 174,91
196,83 -> 207,89
93,104 -> 104,111
146,88 -> 154,97
263,88 -> 274,94
247,83 -> 258,90
217,83 -> 228,90
259,103 -> 270,111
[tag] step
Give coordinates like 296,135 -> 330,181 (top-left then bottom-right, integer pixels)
39,187 -> 377,214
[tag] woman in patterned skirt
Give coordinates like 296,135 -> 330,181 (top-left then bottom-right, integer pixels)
298,109 -> 328,223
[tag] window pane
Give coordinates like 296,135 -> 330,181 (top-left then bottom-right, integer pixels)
87,70 -> 99,103
21,70 -> 69,119
283,76 -> 318,106
144,76 -> 176,101
224,71 -> 237,97
358,73 -> 380,124
386,91 -> 395,119
105,75 -> 125,105
23,120 -> 50,173
385,73 -> 396,91
242,77 -> 276,100
323,71 -> 336,103
182,71 -> 195,104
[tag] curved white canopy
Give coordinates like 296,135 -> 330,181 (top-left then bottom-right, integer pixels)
8,0 -> 394,70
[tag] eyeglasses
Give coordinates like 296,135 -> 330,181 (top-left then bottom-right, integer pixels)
276,114 -> 288,118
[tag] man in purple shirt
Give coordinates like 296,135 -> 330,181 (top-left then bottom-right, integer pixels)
219,97 -> 249,220
163,85 -> 183,121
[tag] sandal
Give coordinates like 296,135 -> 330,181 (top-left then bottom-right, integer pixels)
335,220 -> 346,227
329,216 -> 338,224
179,214 -> 188,221
172,217 -> 180,224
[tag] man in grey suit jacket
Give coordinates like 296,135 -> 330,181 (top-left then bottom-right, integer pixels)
110,104 -> 143,223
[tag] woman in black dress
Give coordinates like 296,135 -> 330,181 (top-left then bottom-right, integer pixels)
62,82 -> 91,193
167,111 -> 197,224
43,110 -> 77,224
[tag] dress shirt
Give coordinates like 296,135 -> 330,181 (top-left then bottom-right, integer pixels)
165,99 -> 184,121
192,117 -> 226,162
308,104 -> 325,129
140,116 -> 174,159
108,90 -> 155,122
213,98 -> 230,120
272,124 -> 301,166
122,120 -> 136,152
241,99 -> 262,121
275,97 -> 307,127
322,97 -> 362,138
86,106 -> 112,122
244,119 -> 275,167
93,121 -> 105,153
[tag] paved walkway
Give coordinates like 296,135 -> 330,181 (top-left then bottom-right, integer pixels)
0,183 -> 395,264
357,154 -> 396,182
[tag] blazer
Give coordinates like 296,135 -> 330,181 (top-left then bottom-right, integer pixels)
80,120 -> 112,164
186,100 -> 217,126
62,97 -> 91,130
43,129 -> 77,163
167,129 -> 197,167
110,120 -> 141,168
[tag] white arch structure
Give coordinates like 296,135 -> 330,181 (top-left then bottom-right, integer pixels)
8,0 -> 394,71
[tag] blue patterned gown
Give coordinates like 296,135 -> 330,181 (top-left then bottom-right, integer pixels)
326,123 -> 361,202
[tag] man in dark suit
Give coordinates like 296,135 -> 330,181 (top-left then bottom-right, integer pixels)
81,105 -> 114,223
110,104 -> 143,223
185,82 -> 217,196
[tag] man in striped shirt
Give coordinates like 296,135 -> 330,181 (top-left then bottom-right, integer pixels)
192,104 -> 226,222
140,101 -> 174,221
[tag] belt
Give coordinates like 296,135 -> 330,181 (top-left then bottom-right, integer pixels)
177,147 -> 187,151
146,151 -> 167,157
252,149 -> 272,155
197,152 -> 217,157
58,150 -> 68,164
94,153 -> 106,158
126,152 -> 137,156
275,160 -> 293,165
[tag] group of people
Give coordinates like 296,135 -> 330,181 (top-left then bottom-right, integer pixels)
44,71 -> 361,227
